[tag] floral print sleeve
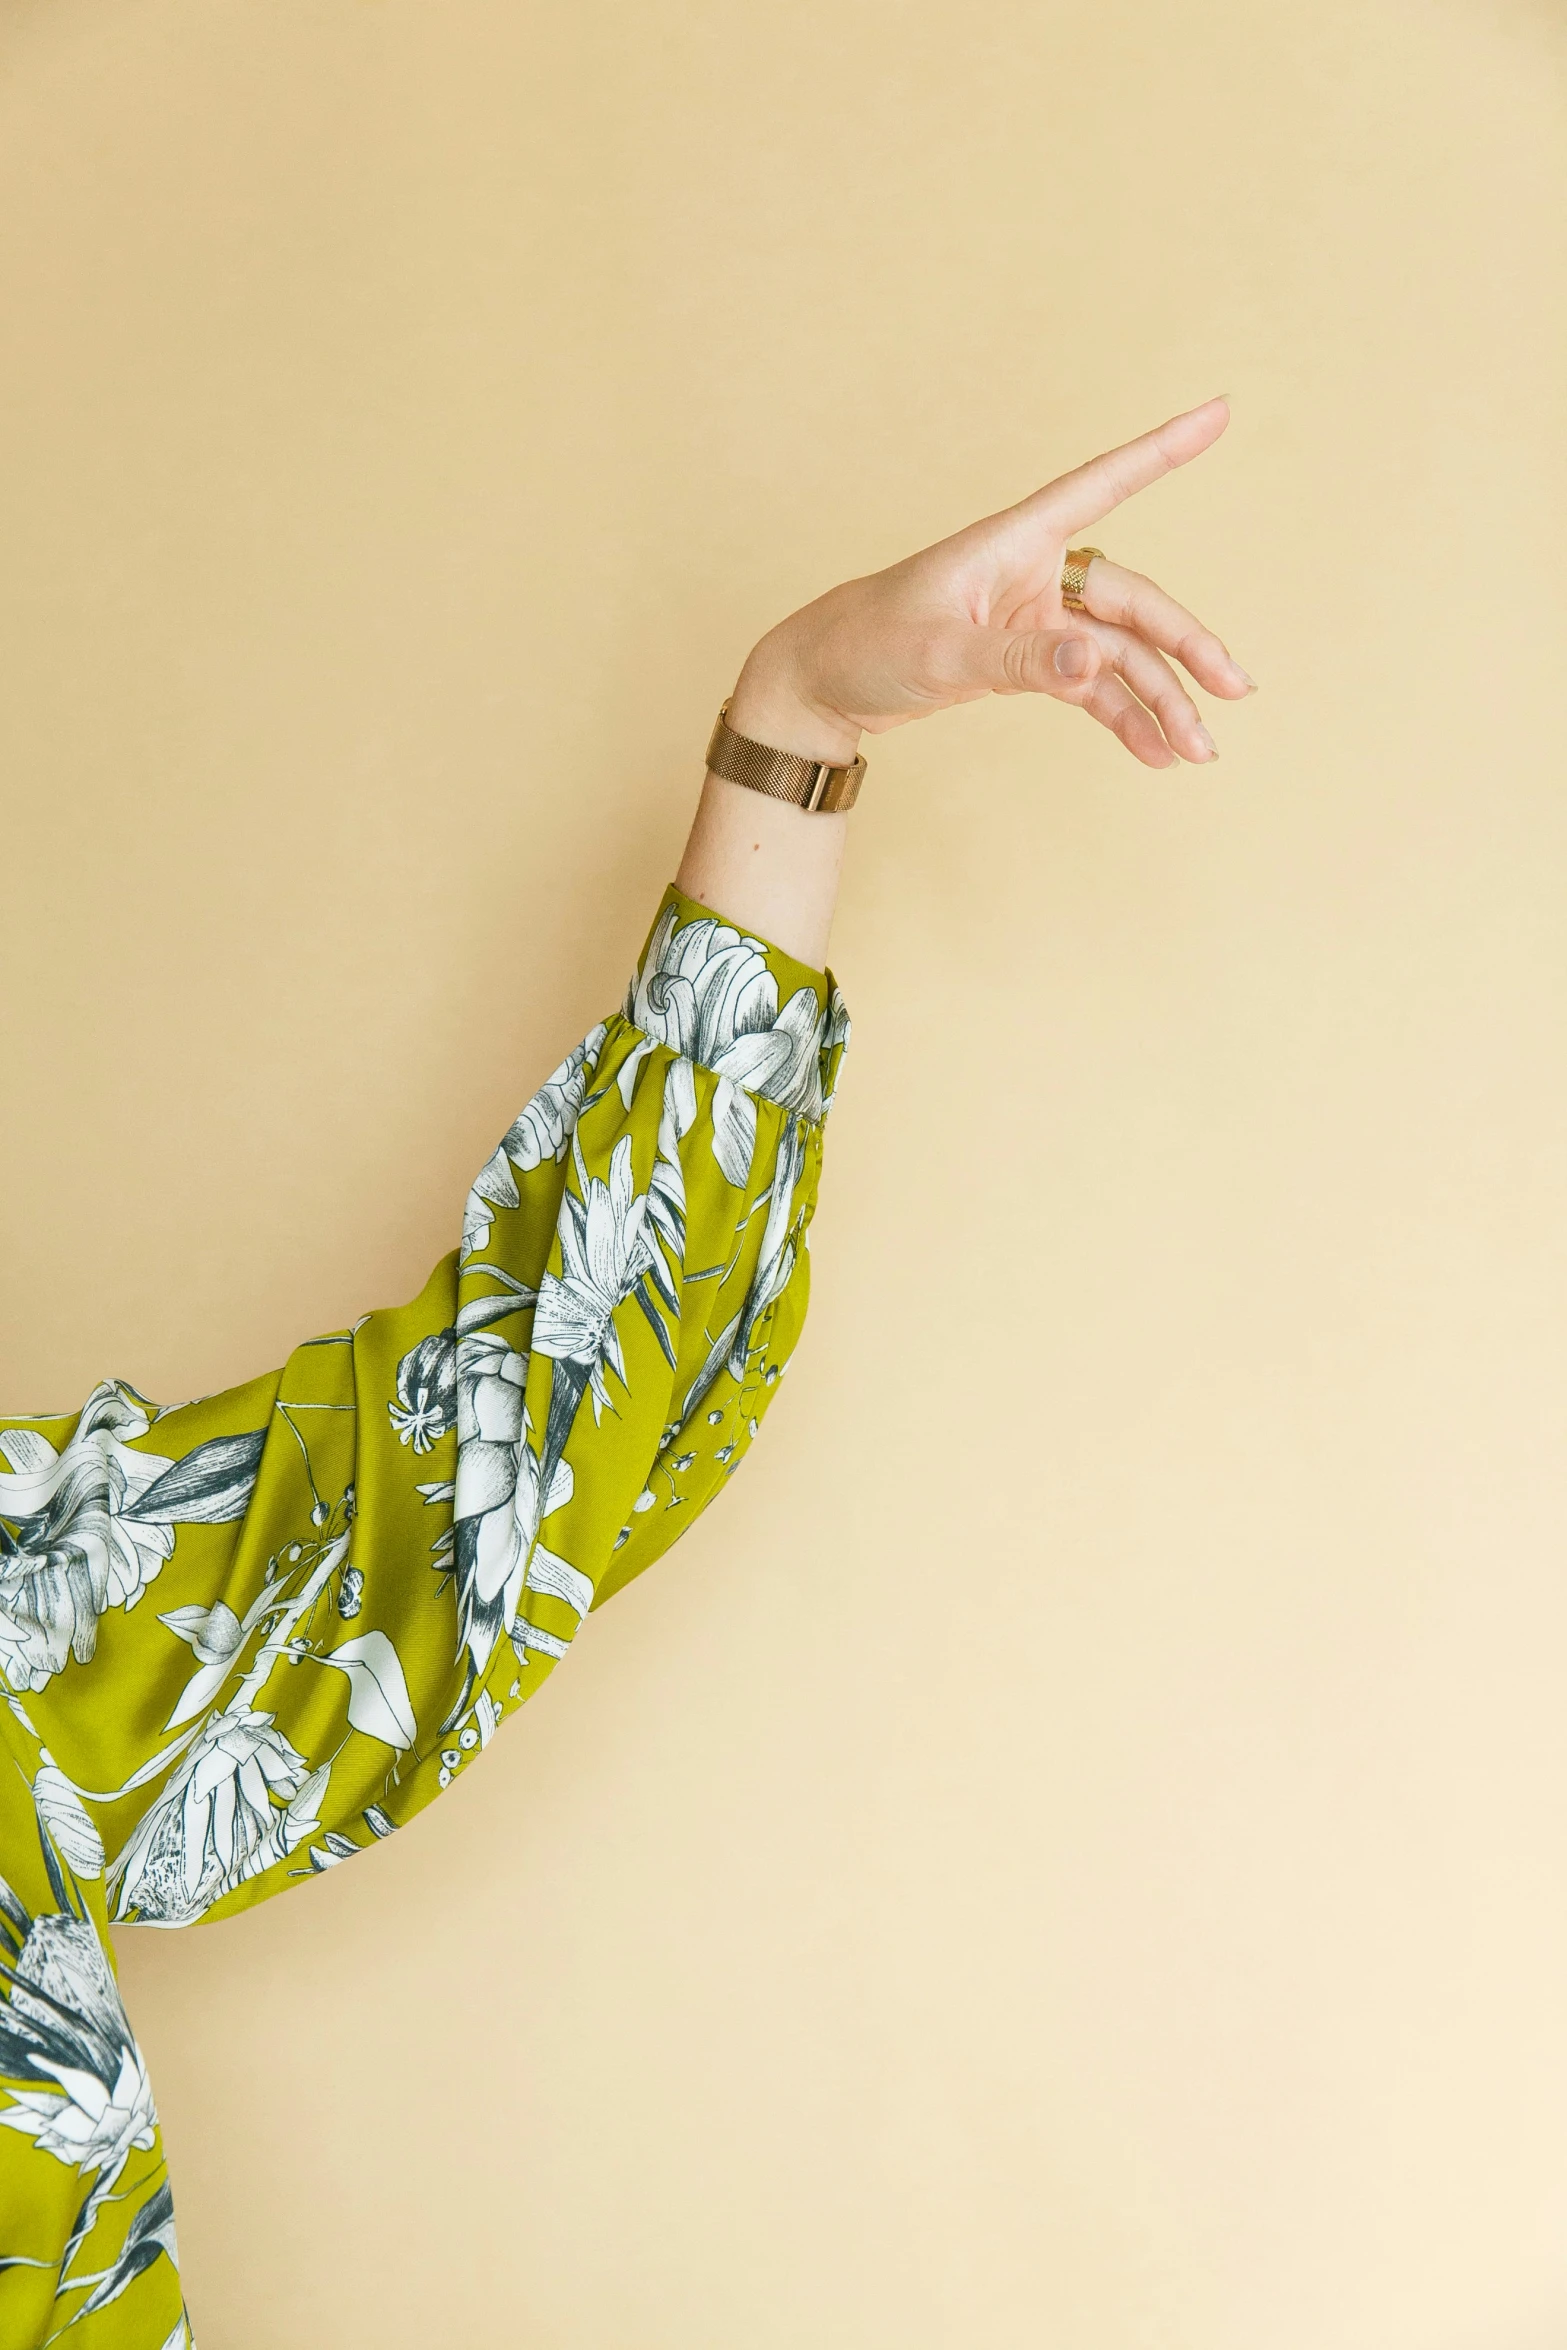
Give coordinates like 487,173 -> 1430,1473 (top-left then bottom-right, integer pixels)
0,884 -> 849,2350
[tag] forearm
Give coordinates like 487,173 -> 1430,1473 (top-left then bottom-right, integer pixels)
674,641 -> 858,970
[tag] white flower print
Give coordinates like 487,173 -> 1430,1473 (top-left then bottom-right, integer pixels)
622,906 -> 830,1179
532,1132 -> 657,1421
31,1759 -> 105,1880
386,1275 -> 537,1461
156,1593 -> 252,1730
107,1705 -> 323,1926
0,1395 -> 265,1694
0,1904 -> 157,2181
461,1024 -> 608,1262
0,1387 -> 175,1692
709,1074 -> 758,1188
0,1816 -> 186,2335
387,1328 -> 459,1455
448,1331 -> 574,1676
2,2029 -> 158,2181
500,1022 -> 607,1172
678,1112 -> 811,1426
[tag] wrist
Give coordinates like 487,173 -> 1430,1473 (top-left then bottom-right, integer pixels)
725,637 -> 862,769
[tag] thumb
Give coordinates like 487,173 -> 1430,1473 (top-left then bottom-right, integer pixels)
967,624 -> 1102,700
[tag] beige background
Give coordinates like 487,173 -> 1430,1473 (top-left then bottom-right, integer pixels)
1,1 -> 1564,2343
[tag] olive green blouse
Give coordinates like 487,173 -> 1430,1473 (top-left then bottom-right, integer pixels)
0,884 -> 849,2349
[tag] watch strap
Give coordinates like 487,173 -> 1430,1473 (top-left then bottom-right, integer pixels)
705,699 -> 866,813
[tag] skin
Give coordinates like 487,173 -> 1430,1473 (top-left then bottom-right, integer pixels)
676,394 -> 1256,969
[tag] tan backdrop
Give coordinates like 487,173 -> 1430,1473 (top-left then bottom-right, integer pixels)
3,2 -> 1565,2343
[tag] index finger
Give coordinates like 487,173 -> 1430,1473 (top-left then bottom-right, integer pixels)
1021,395 -> 1231,538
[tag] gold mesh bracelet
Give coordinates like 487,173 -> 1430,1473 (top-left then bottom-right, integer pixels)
705,698 -> 867,813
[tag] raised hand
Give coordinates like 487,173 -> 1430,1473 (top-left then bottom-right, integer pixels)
727,394 -> 1255,772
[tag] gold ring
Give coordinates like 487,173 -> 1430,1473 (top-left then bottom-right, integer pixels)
1060,545 -> 1105,612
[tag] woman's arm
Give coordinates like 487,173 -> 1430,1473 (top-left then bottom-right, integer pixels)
0,395 -> 1253,1926
678,391 -> 1254,969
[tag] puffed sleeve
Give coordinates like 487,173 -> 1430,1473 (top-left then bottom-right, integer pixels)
0,885 -> 850,1928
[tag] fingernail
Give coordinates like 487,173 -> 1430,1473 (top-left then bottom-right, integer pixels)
1193,725 -> 1218,760
1233,664 -> 1257,691
1054,638 -> 1091,677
